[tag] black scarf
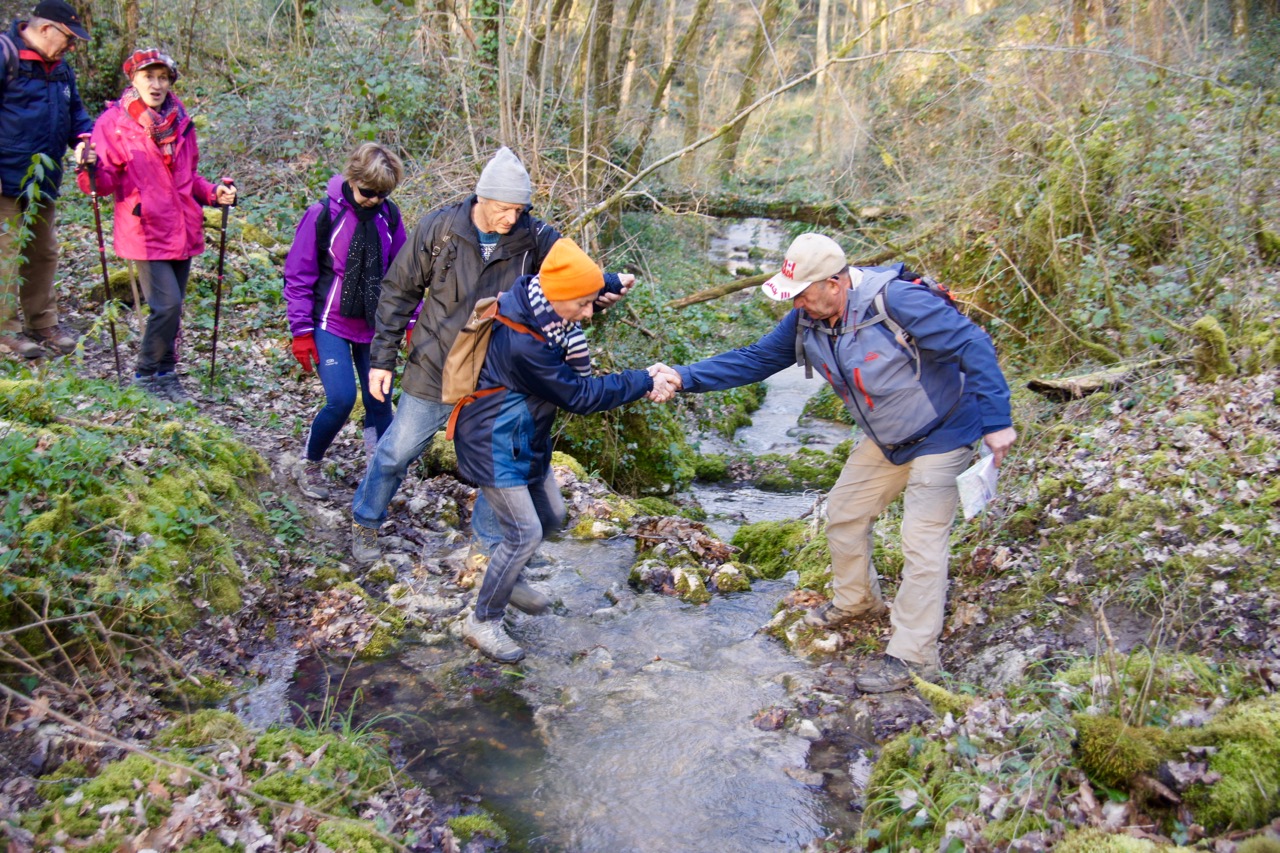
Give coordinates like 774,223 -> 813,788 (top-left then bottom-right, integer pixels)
337,183 -> 385,322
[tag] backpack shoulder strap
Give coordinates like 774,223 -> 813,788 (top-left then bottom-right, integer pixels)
0,34 -> 19,91
382,198 -> 401,235
314,196 -> 335,287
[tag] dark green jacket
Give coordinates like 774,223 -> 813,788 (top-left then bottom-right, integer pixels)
371,195 -> 560,402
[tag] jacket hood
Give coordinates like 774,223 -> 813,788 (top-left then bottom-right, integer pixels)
325,173 -> 353,212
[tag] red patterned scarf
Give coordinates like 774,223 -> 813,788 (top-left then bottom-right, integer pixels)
121,87 -> 184,167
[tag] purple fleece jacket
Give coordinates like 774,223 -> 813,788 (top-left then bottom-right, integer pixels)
283,174 -> 409,343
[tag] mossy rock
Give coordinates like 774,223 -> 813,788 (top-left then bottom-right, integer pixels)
315,818 -> 397,852
1073,713 -> 1168,788
0,379 -> 56,423
35,759 -> 91,801
693,454 -> 731,482
673,567 -> 713,604
1180,695 -> 1280,832
802,383 -> 854,424
156,709 -> 248,749
1054,828 -> 1191,852
419,430 -> 457,476
551,450 -> 589,482
731,520 -> 809,580
711,562 -> 752,593
239,221 -> 279,248
1190,315 -> 1235,382
634,496 -> 683,517
447,811 -> 508,844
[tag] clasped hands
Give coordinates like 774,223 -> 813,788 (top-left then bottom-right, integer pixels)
646,363 -> 683,403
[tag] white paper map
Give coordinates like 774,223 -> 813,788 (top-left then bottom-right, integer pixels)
956,452 -> 999,520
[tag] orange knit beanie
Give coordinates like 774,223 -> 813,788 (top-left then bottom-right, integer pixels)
539,238 -> 603,301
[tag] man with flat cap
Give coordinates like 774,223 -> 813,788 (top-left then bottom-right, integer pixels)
0,0 -> 93,359
658,233 -> 1016,693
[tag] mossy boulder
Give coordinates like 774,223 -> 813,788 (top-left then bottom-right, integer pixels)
1073,713 -> 1168,788
694,454 -> 731,482
556,401 -> 695,494
802,383 -> 854,424
447,811 -> 508,844
1054,828 -> 1192,852
1180,695 -> 1280,832
731,520 -> 810,580
551,450 -> 589,482
155,709 -> 249,749
420,430 -> 457,476
1190,315 -> 1235,382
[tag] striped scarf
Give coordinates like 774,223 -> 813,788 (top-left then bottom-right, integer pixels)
122,87 -> 184,167
527,276 -> 591,377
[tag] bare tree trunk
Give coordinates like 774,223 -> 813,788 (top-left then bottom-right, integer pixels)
122,0 -> 139,69
1231,0 -> 1248,38
618,0 -> 655,117
586,0 -> 616,185
525,0 -> 573,106
717,0 -> 781,179
1070,0 -> 1088,45
624,0 -> 715,177
678,60 -> 701,183
815,0 -> 832,155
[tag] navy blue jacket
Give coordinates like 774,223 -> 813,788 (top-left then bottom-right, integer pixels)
0,22 -> 94,200
453,280 -> 654,488
676,269 -> 1013,464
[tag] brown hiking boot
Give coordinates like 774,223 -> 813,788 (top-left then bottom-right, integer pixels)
27,324 -> 78,355
803,599 -> 888,630
0,332 -> 45,359
855,654 -> 941,694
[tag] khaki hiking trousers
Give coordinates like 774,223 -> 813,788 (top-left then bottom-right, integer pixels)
0,196 -> 61,334
824,437 -> 975,669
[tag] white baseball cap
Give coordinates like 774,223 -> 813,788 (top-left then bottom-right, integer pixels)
761,233 -> 849,301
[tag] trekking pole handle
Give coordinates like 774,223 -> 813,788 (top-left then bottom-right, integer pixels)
220,176 -> 237,207
77,133 -> 96,187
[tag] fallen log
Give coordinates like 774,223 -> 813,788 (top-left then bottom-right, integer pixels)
1026,357 -> 1184,400
619,191 -> 902,227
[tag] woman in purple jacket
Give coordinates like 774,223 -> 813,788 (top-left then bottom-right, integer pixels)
283,143 -> 407,500
77,48 -> 236,402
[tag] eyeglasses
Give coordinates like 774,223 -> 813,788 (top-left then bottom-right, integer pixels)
357,187 -> 389,200
51,22 -> 77,46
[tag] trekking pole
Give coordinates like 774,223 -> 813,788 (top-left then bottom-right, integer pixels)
81,134 -> 123,384
209,177 -> 234,381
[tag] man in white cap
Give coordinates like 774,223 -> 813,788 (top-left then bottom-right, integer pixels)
659,233 -> 1016,693
351,147 -> 634,578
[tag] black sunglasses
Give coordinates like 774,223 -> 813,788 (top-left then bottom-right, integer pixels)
357,187 -> 389,200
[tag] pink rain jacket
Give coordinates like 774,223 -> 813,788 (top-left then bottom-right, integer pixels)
76,96 -> 217,261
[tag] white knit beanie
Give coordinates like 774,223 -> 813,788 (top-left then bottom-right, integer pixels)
475,146 -> 532,206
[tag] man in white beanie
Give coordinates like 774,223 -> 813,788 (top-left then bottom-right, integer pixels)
658,233 -> 1016,694
351,147 -> 634,578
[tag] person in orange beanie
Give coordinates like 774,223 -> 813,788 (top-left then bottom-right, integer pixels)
450,238 -> 677,662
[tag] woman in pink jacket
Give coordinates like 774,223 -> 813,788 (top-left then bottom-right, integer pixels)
78,48 -> 236,403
